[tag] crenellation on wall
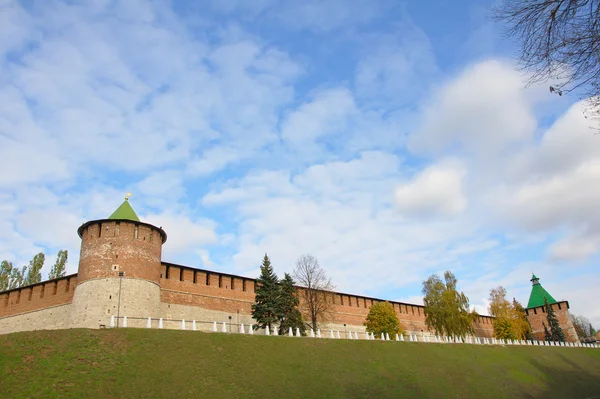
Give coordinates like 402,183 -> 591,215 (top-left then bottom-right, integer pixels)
526,301 -> 579,343
0,274 -> 77,318
0,206 -> 573,340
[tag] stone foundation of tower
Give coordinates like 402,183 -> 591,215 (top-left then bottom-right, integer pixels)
70,278 -> 161,329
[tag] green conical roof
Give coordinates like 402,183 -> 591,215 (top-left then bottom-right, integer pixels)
527,274 -> 557,308
108,199 -> 140,222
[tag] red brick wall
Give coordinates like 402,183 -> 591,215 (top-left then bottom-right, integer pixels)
78,220 -> 163,285
0,274 -> 77,317
526,301 -> 579,342
292,288 -> 494,336
158,263 -> 495,336
159,263 -> 256,315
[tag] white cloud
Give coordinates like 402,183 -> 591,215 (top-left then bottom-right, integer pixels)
548,235 -> 600,262
145,212 -> 218,259
409,60 -> 537,155
281,87 -> 357,145
0,1 -> 597,328
502,160 -> 600,233
355,17 -> 439,105
137,170 -> 185,201
203,153 -> 484,295
271,0 -> 384,33
395,160 -> 467,217
187,147 -> 243,177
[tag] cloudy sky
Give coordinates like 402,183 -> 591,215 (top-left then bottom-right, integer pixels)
1,0 -> 599,325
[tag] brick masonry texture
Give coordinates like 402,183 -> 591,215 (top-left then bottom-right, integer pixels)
526,301 -> 579,342
0,275 -> 77,318
0,218 -> 575,341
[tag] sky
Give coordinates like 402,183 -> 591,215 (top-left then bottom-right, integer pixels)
1,0 -> 599,326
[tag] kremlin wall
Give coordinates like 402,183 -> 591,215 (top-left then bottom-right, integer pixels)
0,199 -> 580,342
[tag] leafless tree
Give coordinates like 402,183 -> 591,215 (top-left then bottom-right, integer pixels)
493,0 -> 600,122
293,254 -> 334,331
570,314 -> 596,340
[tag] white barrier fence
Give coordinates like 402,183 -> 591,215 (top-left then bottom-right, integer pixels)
108,316 -> 599,349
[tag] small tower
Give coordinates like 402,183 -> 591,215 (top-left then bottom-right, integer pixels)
527,274 -> 557,308
71,196 -> 167,329
524,274 -> 579,343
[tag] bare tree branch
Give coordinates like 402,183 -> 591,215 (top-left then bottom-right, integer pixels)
293,254 -> 334,331
493,0 -> 600,123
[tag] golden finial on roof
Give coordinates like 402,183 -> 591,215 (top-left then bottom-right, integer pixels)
125,192 -> 132,201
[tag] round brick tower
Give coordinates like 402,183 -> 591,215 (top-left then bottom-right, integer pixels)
71,196 -> 167,329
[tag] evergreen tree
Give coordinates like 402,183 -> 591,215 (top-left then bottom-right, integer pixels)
48,250 -> 68,280
365,301 -> 405,338
24,253 -> 44,286
543,322 -> 552,341
544,297 -> 566,342
278,273 -> 305,336
251,254 -> 280,331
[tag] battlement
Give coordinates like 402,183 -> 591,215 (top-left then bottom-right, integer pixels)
0,274 -> 78,318
525,300 -> 579,342
0,199 -> 568,341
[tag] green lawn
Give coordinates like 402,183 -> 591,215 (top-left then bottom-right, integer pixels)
1,329 -> 599,399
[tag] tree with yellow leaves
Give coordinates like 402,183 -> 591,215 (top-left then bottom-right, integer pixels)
365,301 -> 405,339
488,286 -> 532,340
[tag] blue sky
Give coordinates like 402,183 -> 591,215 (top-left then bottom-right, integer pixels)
1,0 -> 599,325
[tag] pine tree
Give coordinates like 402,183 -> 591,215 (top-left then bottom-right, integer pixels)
48,250 -> 68,280
365,301 -> 405,338
251,254 -> 280,331
543,322 -> 552,341
544,297 -> 566,342
278,273 -> 305,335
24,253 -> 44,286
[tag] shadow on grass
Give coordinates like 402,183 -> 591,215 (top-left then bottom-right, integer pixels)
529,353 -> 600,399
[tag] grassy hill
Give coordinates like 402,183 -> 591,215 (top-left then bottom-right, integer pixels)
1,329 -> 600,399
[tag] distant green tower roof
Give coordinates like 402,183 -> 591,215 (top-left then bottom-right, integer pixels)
108,195 -> 140,222
527,274 -> 557,308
